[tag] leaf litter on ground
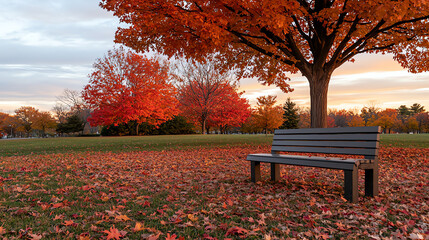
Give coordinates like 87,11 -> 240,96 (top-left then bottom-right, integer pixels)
0,145 -> 427,239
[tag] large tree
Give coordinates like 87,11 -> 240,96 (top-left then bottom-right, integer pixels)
82,47 -> 178,134
101,0 -> 429,128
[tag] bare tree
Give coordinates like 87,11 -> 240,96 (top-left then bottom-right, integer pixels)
54,89 -> 91,134
52,103 -> 69,124
56,89 -> 84,109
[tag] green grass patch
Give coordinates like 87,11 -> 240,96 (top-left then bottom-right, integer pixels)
1,133 -> 427,157
380,133 -> 429,148
0,134 -> 272,157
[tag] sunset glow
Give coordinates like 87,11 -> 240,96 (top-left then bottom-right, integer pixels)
0,1 -> 428,114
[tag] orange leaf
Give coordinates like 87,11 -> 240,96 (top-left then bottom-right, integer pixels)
165,233 -> 178,240
115,214 -> 131,222
133,222 -> 145,232
103,225 -> 122,240
63,220 -> 76,226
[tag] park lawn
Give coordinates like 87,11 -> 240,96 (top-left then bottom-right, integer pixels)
0,145 -> 427,239
0,133 -> 428,157
379,133 -> 429,148
0,134 -> 272,157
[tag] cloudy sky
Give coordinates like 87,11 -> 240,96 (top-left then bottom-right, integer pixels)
0,0 -> 428,114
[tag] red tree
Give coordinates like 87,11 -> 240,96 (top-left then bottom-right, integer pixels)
82,47 -> 178,134
207,85 -> 251,133
101,0 -> 429,128
176,60 -> 238,134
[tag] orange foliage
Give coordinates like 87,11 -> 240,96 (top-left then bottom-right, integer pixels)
177,60 -> 250,133
207,86 -> 251,132
101,0 -> 429,127
370,108 -> 400,133
82,47 -> 178,130
253,96 -> 283,133
14,106 -> 40,136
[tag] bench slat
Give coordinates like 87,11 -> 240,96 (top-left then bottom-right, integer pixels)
272,140 -> 379,149
271,146 -> 377,156
275,126 -> 380,135
246,153 -> 361,170
273,133 -> 379,141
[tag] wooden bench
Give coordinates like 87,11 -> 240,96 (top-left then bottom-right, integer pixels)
246,126 -> 381,203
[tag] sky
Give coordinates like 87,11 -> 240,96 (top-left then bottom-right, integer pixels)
0,0 -> 428,114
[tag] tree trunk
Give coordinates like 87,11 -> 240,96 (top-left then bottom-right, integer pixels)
308,73 -> 331,128
136,123 -> 140,136
201,118 -> 206,134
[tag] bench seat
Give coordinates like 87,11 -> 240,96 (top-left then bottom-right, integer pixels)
247,153 -> 372,170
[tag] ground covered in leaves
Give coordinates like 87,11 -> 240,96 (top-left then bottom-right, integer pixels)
0,146 -> 428,239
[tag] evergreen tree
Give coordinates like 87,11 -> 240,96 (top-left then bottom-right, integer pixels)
56,115 -> 84,135
280,98 -> 299,129
398,105 -> 410,116
410,103 -> 425,115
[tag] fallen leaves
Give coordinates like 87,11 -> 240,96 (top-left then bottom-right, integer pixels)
0,226 -> 6,235
103,225 -> 122,240
0,146 -> 427,239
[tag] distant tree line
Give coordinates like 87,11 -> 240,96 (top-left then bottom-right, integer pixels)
1,98 -> 427,138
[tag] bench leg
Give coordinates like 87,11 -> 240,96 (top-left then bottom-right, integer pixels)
251,161 -> 261,183
365,167 -> 379,197
344,167 -> 358,203
270,163 -> 280,182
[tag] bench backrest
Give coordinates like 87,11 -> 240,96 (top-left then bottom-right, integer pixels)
272,126 -> 381,159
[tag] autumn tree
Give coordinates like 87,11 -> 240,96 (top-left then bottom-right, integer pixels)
0,114 -> 20,138
254,95 -> 283,133
397,103 -> 425,130
15,106 -> 40,137
82,47 -> 178,135
360,105 -> 380,126
241,112 -> 263,133
415,112 -> 429,133
33,111 -> 57,137
405,117 -> 419,133
280,98 -> 299,129
329,109 -> 352,127
176,60 -> 236,134
369,108 -> 399,133
207,85 -> 251,133
298,108 -> 311,128
348,115 -> 364,127
0,112 -> 11,137
101,0 -> 429,128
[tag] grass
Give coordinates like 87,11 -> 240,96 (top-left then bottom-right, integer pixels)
0,134 -> 272,157
0,133 -> 427,157
379,133 -> 429,148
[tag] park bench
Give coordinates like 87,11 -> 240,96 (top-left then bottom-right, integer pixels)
246,126 -> 381,203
